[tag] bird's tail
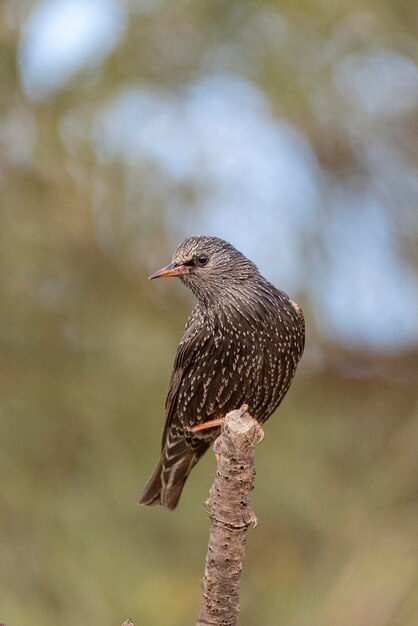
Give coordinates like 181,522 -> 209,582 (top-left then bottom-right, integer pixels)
138,439 -> 209,510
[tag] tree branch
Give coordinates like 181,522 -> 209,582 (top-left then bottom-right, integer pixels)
196,405 -> 260,626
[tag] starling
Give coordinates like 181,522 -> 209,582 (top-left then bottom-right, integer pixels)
139,236 -> 305,510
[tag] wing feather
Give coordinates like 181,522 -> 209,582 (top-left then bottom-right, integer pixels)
161,304 -> 210,447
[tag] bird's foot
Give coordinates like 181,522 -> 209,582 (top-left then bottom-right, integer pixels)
244,506 -> 258,528
189,415 -> 264,445
212,435 -> 222,463
251,418 -> 265,444
204,496 -> 213,515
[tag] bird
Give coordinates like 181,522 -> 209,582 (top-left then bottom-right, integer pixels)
139,235 -> 305,510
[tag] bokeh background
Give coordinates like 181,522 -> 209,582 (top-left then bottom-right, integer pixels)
1,1 -> 418,624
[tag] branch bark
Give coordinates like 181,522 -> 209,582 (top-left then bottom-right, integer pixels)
196,405 -> 260,626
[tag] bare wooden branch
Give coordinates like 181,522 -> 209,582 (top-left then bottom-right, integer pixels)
196,405 -> 260,626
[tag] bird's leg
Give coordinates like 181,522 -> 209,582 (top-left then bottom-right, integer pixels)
188,417 -> 225,433
188,418 -> 226,463
190,414 -> 264,467
189,415 -> 264,443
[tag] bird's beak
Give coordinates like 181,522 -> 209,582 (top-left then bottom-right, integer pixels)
148,262 -> 190,280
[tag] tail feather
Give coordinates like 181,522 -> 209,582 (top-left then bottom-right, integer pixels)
138,440 -> 209,510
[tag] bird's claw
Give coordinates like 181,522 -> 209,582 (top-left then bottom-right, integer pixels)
251,418 -> 265,444
204,496 -> 213,515
212,436 -> 222,457
244,506 -> 258,528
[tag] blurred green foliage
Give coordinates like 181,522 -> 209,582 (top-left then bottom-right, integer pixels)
1,1 -> 418,625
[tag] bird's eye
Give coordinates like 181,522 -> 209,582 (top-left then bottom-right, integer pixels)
196,254 -> 209,267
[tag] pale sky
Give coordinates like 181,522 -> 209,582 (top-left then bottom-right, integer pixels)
17,0 -> 418,351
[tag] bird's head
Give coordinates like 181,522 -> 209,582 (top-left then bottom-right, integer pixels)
149,236 -> 258,304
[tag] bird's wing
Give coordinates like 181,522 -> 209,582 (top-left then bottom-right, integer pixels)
161,304 -> 210,448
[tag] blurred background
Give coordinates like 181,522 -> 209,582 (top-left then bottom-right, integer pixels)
1,1 -> 418,624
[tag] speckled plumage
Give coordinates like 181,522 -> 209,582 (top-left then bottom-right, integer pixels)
139,236 -> 305,510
